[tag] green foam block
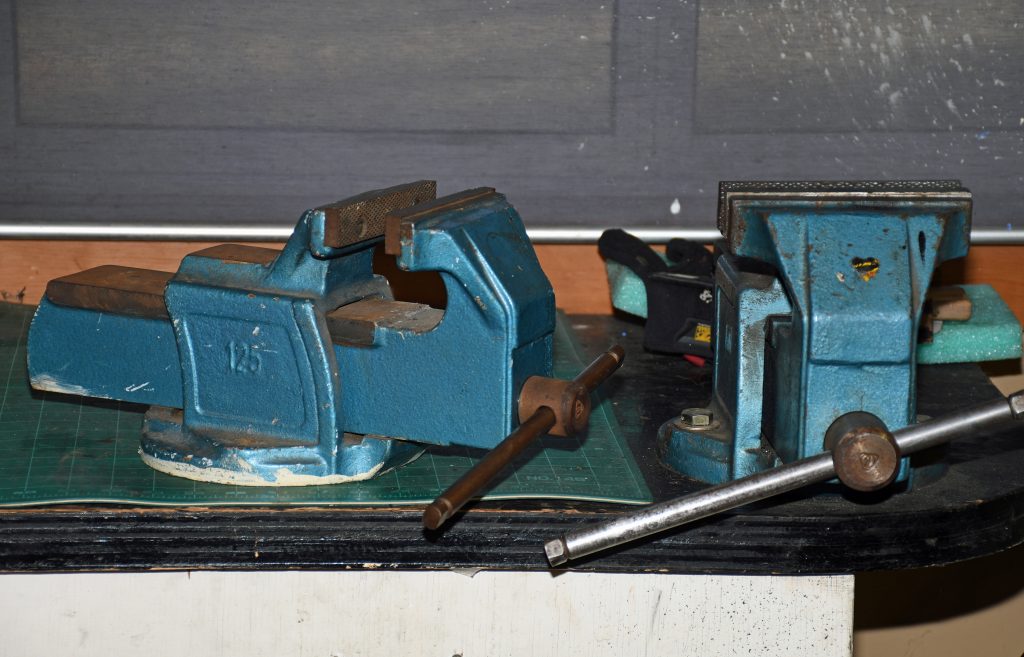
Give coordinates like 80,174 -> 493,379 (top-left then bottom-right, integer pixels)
605,254 -> 671,319
917,284 -> 1022,364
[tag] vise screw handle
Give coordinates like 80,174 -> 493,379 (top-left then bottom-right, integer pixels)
544,390 -> 1024,567
422,345 -> 626,530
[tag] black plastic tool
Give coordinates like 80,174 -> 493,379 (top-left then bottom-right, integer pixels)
598,229 -> 715,358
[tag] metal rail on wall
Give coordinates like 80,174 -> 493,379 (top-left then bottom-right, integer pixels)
0,223 -> 1021,244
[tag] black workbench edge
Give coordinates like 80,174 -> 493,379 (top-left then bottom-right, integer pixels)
1,490 -> 1021,575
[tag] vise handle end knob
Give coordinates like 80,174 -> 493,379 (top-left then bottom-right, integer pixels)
422,345 -> 625,530
824,412 -> 901,493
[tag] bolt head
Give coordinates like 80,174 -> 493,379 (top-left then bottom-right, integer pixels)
679,408 -> 714,428
1009,391 -> 1024,420
545,539 -> 568,567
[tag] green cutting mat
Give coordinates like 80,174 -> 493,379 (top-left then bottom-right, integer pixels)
0,303 -> 651,507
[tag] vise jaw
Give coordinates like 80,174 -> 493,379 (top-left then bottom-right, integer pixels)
661,181 -> 971,485
28,182 -> 555,485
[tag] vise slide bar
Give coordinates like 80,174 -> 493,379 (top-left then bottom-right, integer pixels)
28,182 -> 556,486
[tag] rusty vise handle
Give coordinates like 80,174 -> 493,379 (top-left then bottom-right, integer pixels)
422,345 -> 626,530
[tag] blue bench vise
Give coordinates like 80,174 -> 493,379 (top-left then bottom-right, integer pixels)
661,181 -> 972,486
27,182 -> 558,485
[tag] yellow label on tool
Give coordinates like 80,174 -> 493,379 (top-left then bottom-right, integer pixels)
694,323 -> 712,343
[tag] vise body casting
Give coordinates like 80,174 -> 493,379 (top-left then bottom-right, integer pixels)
28,182 -> 555,485
661,181 -> 972,485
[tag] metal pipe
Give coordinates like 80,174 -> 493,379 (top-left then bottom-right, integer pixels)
545,391 -> 1023,566
0,223 -> 1020,245
0,224 -> 293,241
545,453 -> 835,567
895,397 -> 1015,453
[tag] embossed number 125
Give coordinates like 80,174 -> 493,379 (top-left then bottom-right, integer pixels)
227,341 -> 261,374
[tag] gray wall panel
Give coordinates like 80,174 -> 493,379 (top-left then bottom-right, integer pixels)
17,1 -> 613,133
696,0 -> 1024,134
0,0 -> 1021,233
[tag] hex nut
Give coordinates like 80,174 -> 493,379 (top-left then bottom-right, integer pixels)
679,408 -> 714,428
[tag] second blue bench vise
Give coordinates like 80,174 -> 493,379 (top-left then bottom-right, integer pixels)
28,182 -> 559,485
662,180 -> 975,487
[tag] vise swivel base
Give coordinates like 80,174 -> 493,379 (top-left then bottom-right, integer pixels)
661,180 -> 972,486
28,182 -> 558,486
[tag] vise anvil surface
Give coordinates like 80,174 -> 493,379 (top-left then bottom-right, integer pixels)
27,182 -> 556,485
661,180 -> 973,485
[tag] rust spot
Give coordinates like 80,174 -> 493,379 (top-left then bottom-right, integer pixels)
321,180 -> 437,249
45,266 -> 172,319
189,244 -> 279,266
385,187 -> 495,256
851,257 -> 880,282
326,298 -> 442,346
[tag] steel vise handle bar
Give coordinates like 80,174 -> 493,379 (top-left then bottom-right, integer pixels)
545,390 -> 1024,567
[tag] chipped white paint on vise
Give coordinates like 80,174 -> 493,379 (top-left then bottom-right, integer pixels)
30,375 -> 108,399
138,451 -> 385,486
124,382 -> 151,393
270,465 -> 384,486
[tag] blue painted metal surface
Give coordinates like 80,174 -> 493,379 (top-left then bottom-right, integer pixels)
661,181 -> 972,485
660,254 -> 791,481
335,196 -> 554,446
28,299 -> 183,407
28,184 -> 555,485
